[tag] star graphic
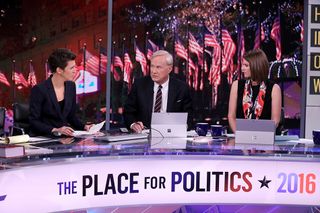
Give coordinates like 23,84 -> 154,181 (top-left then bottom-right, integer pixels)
258,176 -> 271,188
0,195 -> 6,201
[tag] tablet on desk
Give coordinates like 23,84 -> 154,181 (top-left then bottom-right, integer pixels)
235,119 -> 275,145
151,113 -> 187,138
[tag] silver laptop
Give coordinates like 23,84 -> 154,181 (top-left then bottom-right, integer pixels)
235,119 -> 275,145
151,113 -> 187,138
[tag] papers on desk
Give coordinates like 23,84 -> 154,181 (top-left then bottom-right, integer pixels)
1,135 -> 30,144
275,135 -> 314,145
24,145 -> 53,155
29,136 -> 53,142
73,121 -> 105,137
275,135 -> 299,141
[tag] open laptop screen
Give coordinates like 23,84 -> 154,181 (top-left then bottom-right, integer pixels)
235,119 -> 275,144
151,113 -> 187,138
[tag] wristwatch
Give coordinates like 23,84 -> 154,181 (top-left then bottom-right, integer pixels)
52,131 -> 61,137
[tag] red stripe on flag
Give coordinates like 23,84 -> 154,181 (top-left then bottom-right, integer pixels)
271,17 -> 282,60
0,72 -> 10,86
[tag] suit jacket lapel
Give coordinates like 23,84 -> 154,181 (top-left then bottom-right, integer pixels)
146,78 -> 154,115
46,79 -> 63,119
167,77 -> 176,111
62,82 -> 71,117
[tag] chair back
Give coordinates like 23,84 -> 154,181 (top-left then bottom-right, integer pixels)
0,107 -> 5,136
276,107 -> 286,135
13,103 -> 30,134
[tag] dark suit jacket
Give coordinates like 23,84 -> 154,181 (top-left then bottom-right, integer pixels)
124,76 -> 193,129
29,78 -> 84,136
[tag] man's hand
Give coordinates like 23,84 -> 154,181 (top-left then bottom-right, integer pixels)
52,126 -> 74,136
84,124 -> 93,131
130,121 -> 144,133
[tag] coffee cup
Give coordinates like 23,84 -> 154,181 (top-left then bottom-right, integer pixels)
195,123 -> 209,136
313,130 -> 320,145
211,125 -> 223,137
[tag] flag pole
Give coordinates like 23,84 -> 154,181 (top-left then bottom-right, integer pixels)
218,13 -> 223,79
186,21 -> 190,88
111,40 -> 116,126
97,38 -> 102,122
45,60 -> 49,79
172,27 -> 176,73
29,60 -> 32,89
145,31 -> 149,75
237,11 -> 242,80
134,35 -> 139,77
201,22 -> 206,105
278,4 -> 284,109
105,0 -> 113,130
121,36 -> 126,95
81,43 -> 87,121
12,59 -> 16,104
83,43 -> 87,98
258,1 -> 261,50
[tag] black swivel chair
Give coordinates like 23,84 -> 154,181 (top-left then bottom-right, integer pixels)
11,103 -> 30,136
276,107 -> 287,135
0,107 -> 6,137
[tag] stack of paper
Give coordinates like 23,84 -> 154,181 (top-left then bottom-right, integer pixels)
73,121 -> 105,137
0,144 -> 25,158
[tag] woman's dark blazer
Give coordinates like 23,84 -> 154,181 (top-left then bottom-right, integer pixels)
29,78 -> 84,135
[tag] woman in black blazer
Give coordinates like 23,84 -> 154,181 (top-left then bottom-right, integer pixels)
29,48 -> 91,136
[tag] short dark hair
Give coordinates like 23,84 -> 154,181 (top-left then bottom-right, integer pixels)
243,49 -> 269,82
48,48 -> 76,73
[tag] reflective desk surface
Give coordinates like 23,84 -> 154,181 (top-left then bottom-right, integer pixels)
1,133 -> 319,168
0,133 -> 320,212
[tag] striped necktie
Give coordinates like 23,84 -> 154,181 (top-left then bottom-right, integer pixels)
154,85 -> 162,112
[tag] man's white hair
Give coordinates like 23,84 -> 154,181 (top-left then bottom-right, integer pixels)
151,50 -> 173,65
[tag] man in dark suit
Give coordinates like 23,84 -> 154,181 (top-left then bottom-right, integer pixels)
29,48 -> 91,136
124,50 -> 193,133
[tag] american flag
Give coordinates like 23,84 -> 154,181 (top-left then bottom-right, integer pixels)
204,30 -> 219,48
204,28 -> 222,86
112,55 -> 123,81
146,39 -> 159,60
113,56 -> 123,70
100,49 -> 121,81
111,65 -> 120,81
135,46 -> 147,76
237,30 -> 245,78
28,62 -> 37,87
73,64 -> 82,81
81,49 -> 105,76
174,40 -> 188,60
13,71 -> 29,87
271,17 -> 281,60
189,33 -> 204,66
0,71 -> 10,86
221,29 -> 236,74
100,51 -> 108,74
45,61 -> 52,79
300,19 -> 304,42
123,53 -> 133,90
254,24 -> 265,49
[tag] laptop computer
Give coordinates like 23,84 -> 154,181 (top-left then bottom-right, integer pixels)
235,119 -> 275,145
151,112 -> 187,138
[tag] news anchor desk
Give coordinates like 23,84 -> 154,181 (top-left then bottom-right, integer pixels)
0,134 -> 319,212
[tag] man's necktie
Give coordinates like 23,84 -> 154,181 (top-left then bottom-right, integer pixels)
154,85 -> 162,112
